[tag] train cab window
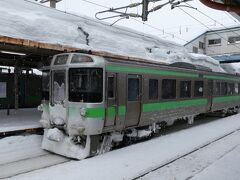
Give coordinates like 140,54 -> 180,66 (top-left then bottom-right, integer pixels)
228,83 -> 234,95
194,81 -> 204,97
149,79 -> 158,100
221,82 -> 228,95
69,68 -> 103,103
215,82 -> 221,95
71,55 -> 93,63
180,81 -> 191,98
54,55 -> 68,65
53,71 -> 65,103
162,79 -> 176,99
128,78 -> 140,101
107,76 -> 115,98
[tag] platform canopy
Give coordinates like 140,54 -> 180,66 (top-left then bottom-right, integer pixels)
0,0 -> 188,68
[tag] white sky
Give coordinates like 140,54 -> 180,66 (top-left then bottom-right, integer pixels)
45,0 -> 240,45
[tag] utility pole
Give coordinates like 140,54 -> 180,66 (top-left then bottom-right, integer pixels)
38,0 -> 62,8
142,0 -> 149,21
50,0 -> 56,8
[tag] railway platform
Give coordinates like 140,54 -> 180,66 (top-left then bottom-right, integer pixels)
0,108 -> 42,137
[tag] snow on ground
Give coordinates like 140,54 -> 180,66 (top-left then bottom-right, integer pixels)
0,135 -> 69,178
0,108 -> 42,133
9,113 -> 240,180
0,135 -> 45,165
139,130 -> 240,180
0,0 -> 225,72
191,145 -> 240,180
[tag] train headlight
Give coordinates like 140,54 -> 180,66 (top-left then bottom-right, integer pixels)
80,108 -> 86,117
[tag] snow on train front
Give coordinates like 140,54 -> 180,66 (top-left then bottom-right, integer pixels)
39,53 -> 106,159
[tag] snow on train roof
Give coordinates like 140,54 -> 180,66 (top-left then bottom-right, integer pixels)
0,0 -> 225,73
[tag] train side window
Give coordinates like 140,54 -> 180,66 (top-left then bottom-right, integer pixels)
128,78 -> 140,101
194,81 -> 204,97
162,79 -> 176,99
221,82 -> 227,95
107,76 -> 115,98
215,82 -> 221,95
180,81 -> 191,98
149,79 -> 158,100
239,84 -> 240,94
228,83 -> 234,95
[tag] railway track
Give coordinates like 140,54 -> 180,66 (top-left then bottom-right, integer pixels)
0,154 -> 69,179
133,127 -> 240,180
0,134 -> 70,179
0,115 -> 237,179
0,128 -> 43,138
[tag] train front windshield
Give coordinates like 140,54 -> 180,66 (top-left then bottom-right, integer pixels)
53,71 -> 66,103
69,68 -> 103,103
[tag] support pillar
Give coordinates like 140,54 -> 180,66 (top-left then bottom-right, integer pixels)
50,0 -> 56,8
7,68 -> 11,115
14,63 -> 19,113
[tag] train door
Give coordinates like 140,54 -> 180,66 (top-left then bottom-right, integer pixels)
126,74 -> 142,127
207,79 -> 213,110
105,73 -> 117,127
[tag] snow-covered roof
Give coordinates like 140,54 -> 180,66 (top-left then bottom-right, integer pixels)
0,0 -> 225,72
0,0 -> 185,63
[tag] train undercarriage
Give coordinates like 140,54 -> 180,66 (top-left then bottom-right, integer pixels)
42,106 -> 240,160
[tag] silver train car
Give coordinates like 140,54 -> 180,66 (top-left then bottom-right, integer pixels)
39,53 -> 240,159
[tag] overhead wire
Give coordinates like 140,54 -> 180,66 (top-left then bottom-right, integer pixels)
77,0 -> 220,54
132,17 -> 220,54
131,18 -> 189,43
80,0 -> 109,9
78,0 -> 193,43
179,7 -> 240,52
224,11 -> 240,25
185,2 -> 240,37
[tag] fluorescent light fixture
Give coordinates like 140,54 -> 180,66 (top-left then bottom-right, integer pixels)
0,51 -> 26,56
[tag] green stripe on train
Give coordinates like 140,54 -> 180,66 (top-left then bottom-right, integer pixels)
106,65 -> 198,78
85,99 -> 207,118
86,106 -> 126,118
203,75 -> 240,81
86,107 -> 105,118
213,95 -> 240,103
143,98 -> 208,112
69,106 -> 126,118
106,107 -> 116,118
118,106 -> 126,116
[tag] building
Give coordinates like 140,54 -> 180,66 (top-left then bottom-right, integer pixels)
184,26 -> 240,63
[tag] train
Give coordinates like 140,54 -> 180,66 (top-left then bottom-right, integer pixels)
39,52 -> 240,159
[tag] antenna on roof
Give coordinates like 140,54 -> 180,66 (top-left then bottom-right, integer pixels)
36,0 -> 62,8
